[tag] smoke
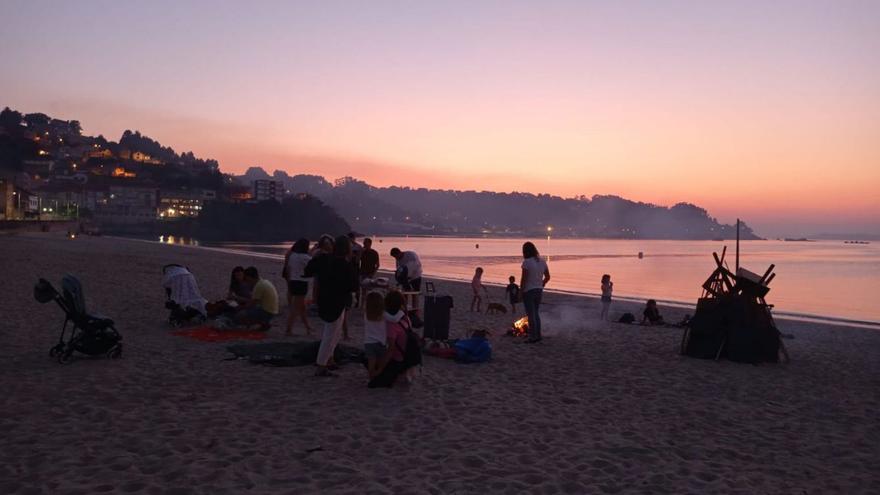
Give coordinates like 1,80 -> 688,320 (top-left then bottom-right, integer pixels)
538,303 -> 604,337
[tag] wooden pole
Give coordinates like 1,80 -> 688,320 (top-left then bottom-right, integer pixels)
735,218 -> 740,274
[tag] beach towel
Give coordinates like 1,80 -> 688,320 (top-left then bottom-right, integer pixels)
226,341 -> 366,367
162,266 -> 207,316
173,326 -> 267,343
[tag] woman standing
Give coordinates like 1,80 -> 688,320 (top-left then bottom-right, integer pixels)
282,238 -> 313,336
520,241 -> 550,343
304,235 -> 357,377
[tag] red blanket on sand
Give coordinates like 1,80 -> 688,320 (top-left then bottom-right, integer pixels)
172,326 -> 268,342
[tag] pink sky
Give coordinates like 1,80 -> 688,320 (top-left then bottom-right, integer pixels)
1,1 -> 878,236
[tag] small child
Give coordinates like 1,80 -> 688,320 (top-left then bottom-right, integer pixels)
600,274 -> 613,321
505,275 -> 520,313
470,267 -> 486,312
641,299 -> 664,326
363,292 -> 387,378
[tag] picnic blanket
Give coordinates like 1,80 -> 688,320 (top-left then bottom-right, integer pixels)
173,326 -> 268,342
226,341 -> 365,367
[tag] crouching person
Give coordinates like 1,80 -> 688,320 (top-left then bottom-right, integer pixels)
234,267 -> 278,331
368,290 -> 421,388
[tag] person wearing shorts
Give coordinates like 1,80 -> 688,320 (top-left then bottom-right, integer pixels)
282,239 -> 313,336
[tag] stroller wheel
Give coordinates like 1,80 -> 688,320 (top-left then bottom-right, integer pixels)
108,345 -> 123,359
57,348 -> 73,364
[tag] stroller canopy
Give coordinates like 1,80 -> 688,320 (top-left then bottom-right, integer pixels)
162,265 -> 207,316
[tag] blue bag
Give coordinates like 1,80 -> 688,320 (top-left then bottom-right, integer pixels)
454,338 -> 492,363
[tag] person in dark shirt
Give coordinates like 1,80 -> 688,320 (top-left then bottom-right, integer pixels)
304,235 -> 358,377
359,237 -> 380,304
505,275 -> 520,313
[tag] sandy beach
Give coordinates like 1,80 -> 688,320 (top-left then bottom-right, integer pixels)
1,232 -> 879,494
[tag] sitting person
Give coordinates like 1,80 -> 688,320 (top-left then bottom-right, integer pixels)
641,299 -> 664,326
368,290 -> 410,388
234,267 -> 278,330
363,291 -> 387,379
206,266 -> 251,318
228,266 -> 252,304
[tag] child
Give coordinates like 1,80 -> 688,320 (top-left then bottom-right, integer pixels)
641,299 -> 664,326
505,275 -> 520,313
600,274 -> 613,321
470,267 -> 486,312
368,290 -> 411,388
363,292 -> 387,378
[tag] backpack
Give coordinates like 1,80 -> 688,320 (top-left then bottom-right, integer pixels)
397,316 -> 423,370
454,338 -> 492,363
618,312 -> 635,324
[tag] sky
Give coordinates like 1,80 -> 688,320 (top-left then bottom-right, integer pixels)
1,0 -> 878,237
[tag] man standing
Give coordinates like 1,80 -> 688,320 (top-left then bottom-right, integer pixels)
390,247 -> 423,308
359,237 -> 380,302
390,247 -> 422,291
234,266 -> 278,331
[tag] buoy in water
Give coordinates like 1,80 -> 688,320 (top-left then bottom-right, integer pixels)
638,251 -> 644,259
476,243 -> 479,249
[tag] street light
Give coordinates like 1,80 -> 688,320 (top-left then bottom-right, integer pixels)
546,225 -> 553,262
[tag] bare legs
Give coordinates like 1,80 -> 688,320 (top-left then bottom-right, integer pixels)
286,294 -> 312,336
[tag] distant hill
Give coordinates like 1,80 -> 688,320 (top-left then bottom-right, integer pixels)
241,168 -> 759,240
2,105 -> 759,241
198,196 -> 351,242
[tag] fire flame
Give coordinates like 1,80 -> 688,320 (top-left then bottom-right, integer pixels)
510,316 -> 529,337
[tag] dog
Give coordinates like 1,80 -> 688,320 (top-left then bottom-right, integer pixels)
486,302 -> 508,315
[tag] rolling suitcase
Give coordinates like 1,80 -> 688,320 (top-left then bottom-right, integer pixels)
423,293 -> 453,340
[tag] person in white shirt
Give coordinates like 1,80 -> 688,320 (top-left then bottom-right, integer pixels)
390,247 -> 423,308
362,291 -> 387,379
390,248 -> 422,288
282,238 -> 313,336
520,241 -> 550,343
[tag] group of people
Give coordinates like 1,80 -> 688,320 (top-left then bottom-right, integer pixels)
468,242 -> 552,343
467,246 -> 663,331
199,236 -> 662,384
277,233 -> 422,382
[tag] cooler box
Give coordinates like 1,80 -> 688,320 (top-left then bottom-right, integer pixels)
423,295 -> 453,340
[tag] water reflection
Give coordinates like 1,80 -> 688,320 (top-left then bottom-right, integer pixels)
158,235 -> 200,246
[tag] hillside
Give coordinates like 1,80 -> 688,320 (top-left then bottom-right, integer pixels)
242,168 -> 759,240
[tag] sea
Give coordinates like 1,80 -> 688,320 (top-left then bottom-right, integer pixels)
155,235 -> 880,327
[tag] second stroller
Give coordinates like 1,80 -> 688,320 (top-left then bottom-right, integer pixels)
162,264 -> 207,327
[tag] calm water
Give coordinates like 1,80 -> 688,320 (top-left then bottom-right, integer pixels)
161,236 -> 880,324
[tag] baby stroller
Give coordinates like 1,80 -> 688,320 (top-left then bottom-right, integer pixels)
162,264 -> 207,327
35,275 -> 123,364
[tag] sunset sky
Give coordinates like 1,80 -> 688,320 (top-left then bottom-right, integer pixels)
2,0 -> 878,237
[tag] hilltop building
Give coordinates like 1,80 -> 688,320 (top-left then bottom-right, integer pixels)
253,179 -> 283,202
159,189 -> 216,218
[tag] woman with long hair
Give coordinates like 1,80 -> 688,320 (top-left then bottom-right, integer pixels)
227,266 -> 250,303
304,235 -> 358,377
520,241 -> 550,343
282,238 -> 313,336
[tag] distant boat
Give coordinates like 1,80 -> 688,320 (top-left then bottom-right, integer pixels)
844,240 -> 871,244
784,238 -> 813,242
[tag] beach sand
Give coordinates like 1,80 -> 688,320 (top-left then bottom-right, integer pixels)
1,233 -> 878,494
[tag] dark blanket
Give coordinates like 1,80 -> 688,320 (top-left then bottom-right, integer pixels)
226,341 -> 366,367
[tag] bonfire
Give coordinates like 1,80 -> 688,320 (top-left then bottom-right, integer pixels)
508,316 -> 529,337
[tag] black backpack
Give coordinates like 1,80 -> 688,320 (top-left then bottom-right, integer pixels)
398,316 -> 423,370
618,312 -> 635,324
